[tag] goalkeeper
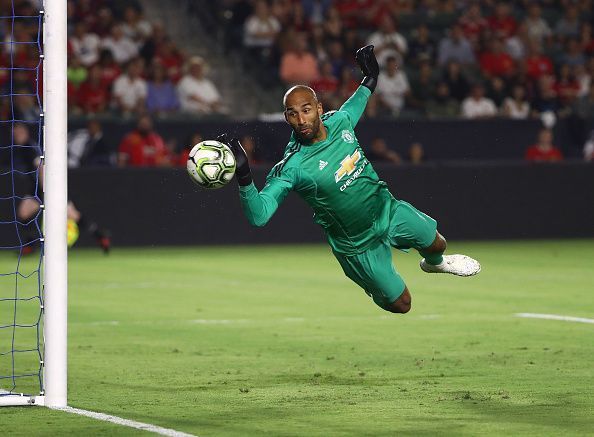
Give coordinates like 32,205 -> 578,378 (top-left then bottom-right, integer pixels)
222,45 -> 480,313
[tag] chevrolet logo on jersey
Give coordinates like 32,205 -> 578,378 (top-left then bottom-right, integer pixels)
334,150 -> 361,182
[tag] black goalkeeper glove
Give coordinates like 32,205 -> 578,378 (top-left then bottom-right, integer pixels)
217,134 -> 252,186
355,45 -> 379,93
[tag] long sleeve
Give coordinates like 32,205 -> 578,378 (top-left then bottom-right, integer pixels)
238,171 -> 294,227
339,85 -> 371,128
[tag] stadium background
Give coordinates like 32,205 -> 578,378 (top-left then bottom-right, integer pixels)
3,0 -> 593,247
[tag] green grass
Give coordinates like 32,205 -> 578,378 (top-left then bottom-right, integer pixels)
1,240 -> 594,436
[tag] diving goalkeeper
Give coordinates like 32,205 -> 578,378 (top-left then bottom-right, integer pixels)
221,45 -> 480,314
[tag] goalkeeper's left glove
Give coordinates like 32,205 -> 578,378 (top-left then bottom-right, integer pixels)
217,134 -> 252,186
355,45 -> 379,93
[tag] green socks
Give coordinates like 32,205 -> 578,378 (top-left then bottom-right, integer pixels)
420,251 -> 444,266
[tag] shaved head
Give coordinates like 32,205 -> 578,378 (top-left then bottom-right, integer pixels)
283,85 -> 318,108
283,85 -> 326,143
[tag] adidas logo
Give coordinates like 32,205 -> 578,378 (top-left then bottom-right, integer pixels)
319,160 -> 328,170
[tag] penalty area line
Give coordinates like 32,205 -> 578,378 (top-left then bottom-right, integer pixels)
51,406 -> 197,437
515,313 -> 594,325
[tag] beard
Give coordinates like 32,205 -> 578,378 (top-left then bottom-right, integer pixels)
293,117 -> 320,142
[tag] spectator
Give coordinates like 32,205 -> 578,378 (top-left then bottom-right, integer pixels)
118,115 -> 170,167
367,137 -> 402,164
366,15 -> 408,67
525,40 -> 553,82
408,24 -> 436,66
323,7 -> 343,40
120,5 -> 152,44
177,56 -> 222,114
572,82 -> 594,119
501,85 -> 530,119
486,76 -> 508,107
523,4 -> 552,44
92,6 -> 115,38
101,24 -> 139,64
532,75 -> 559,115
97,49 -> 121,90
77,64 -> 109,114
442,61 -> 470,101
112,58 -> 147,115
408,61 -> 437,113
375,56 -> 410,116
13,88 -> 39,122
560,38 -> 586,67
583,130 -> 594,161
554,64 -> 580,109
408,142 -> 426,164
310,24 -> 328,62
243,0 -> 281,62
327,40 -> 347,78
140,21 -> 167,65
505,22 -> 529,61
301,0 -> 332,26
525,128 -> 563,162
153,38 -> 184,83
310,60 -> 339,107
279,33 -> 319,85
487,2 -> 517,39
426,82 -> 459,118
461,84 -> 497,119
479,38 -> 515,78
458,2 -> 488,46
554,5 -> 581,40
67,119 -> 112,167
437,24 -> 476,66
69,21 -> 101,67
146,61 -> 180,115
66,56 -> 88,89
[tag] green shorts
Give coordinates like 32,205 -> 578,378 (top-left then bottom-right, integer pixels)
334,199 -> 437,310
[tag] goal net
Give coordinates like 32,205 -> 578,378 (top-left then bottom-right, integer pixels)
0,0 -> 66,407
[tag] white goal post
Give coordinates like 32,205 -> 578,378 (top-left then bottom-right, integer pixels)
0,0 -> 68,408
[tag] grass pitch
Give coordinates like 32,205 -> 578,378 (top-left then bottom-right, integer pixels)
1,240 -> 594,436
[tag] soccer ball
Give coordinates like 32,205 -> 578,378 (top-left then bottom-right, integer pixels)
186,140 -> 236,189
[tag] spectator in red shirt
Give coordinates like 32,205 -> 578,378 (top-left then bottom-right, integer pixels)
487,2 -> 517,38
279,32 -> 320,85
154,38 -> 184,83
479,38 -> 515,78
525,128 -> 563,162
459,3 -> 488,46
97,49 -> 121,90
525,40 -> 553,81
554,64 -> 580,108
118,115 -> 170,167
77,64 -> 109,114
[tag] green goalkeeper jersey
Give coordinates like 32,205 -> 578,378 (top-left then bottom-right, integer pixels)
239,86 -> 394,255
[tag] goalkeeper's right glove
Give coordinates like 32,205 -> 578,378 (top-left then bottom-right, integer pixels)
217,134 -> 252,186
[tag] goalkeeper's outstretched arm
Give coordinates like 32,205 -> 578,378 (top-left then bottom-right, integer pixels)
220,135 -> 293,227
339,45 -> 379,127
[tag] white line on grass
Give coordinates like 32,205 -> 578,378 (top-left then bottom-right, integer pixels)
51,406 -> 196,437
515,313 -> 594,324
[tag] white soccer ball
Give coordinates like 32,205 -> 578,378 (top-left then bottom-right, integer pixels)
186,140 -> 236,189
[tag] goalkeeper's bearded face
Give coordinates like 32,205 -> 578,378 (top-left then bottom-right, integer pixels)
284,88 -> 323,142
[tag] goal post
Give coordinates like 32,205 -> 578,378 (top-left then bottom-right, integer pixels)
43,0 -> 68,408
0,0 -> 67,408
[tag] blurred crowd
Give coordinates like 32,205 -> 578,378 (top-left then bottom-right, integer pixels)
219,0 -> 594,121
65,0 -> 223,117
